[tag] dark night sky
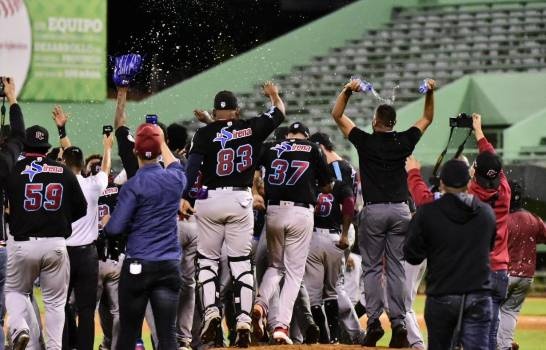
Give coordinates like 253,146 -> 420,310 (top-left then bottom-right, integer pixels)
107,0 -> 354,99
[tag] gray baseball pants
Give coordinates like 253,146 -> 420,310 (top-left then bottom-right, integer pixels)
359,203 -> 410,327
403,260 -> 426,348
497,276 -> 533,350
177,217 -> 198,342
255,203 -> 314,328
97,257 -> 122,350
195,189 -> 254,326
5,237 -> 69,350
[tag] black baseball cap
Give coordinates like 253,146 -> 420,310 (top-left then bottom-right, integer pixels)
440,159 -> 470,188
63,146 -> 84,161
214,90 -> 238,110
309,132 -> 334,150
288,122 -> 310,138
24,125 -> 51,149
474,151 -> 502,189
274,126 -> 289,141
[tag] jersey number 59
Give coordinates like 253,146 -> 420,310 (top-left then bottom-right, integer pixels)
23,183 -> 63,212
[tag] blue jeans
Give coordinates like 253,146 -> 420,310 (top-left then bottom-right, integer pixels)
489,270 -> 509,350
425,292 -> 492,350
117,259 -> 181,350
0,246 -> 6,350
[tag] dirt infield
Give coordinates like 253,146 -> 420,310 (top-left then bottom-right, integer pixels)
216,346 -> 405,350
394,314 -> 546,331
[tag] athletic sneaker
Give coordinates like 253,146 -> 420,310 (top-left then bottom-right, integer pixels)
177,338 -> 191,350
235,323 -> 251,348
251,304 -> 266,340
272,327 -> 293,345
360,319 -> 384,347
201,307 -> 221,344
389,324 -> 410,348
13,330 -> 29,350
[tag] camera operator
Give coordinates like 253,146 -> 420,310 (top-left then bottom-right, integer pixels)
0,77 -> 25,350
404,159 -> 496,349
405,114 -> 510,350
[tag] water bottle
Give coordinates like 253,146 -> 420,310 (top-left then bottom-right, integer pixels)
358,80 -> 374,93
135,339 -> 145,350
418,79 -> 429,94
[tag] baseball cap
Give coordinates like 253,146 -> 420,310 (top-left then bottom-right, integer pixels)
474,151 -> 502,189
309,132 -> 334,149
24,125 -> 51,149
214,90 -> 238,110
288,122 -> 310,138
440,159 -> 470,188
134,123 -> 162,159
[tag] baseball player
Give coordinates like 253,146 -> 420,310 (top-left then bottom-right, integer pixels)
180,82 -> 285,347
51,105 -> 112,350
5,124 -> 87,350
305,132 -> 363,344
252,122 -> 333,345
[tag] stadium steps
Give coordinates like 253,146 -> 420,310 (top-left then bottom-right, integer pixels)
181,1 -> 546,155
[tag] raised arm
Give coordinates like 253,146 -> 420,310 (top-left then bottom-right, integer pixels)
52,105 -> 72,149
413,79 -> 436,134
331,80 -> 360,138
194,109 -> 214,124
263,81 -> 285,116
114,87 -> 128,129
101,133 -> 113,175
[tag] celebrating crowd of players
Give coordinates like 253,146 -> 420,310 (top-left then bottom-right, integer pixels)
0,53 -> 545,350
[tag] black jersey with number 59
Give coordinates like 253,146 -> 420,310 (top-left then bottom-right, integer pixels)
259,139 -> 332,205
189,107 -> 284,188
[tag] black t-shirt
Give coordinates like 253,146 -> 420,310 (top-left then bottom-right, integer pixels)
314,160 -> 356,230
97,183 -> 125,260
260,139 -> 332,205
189,107 -> 284,188
115,126 -> 139,179
7,154 -> 87,238
348,126 -> 421,203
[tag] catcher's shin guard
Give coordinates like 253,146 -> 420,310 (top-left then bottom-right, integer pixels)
196,252 -> 220,312
228,255 -> 254,323
311,305 -> 330,344
324,299 -> 341,343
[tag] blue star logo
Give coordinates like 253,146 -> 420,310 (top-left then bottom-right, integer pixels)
213,127 -> 233,149
271,141 -> 292,157
21,160 -> 43,182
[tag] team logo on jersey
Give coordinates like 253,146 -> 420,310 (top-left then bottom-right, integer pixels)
213,126 -> 252,149
263,106 -> 276,119
271,141 -> 312,157
101,187 -> 119,196
21,161 -> 63,182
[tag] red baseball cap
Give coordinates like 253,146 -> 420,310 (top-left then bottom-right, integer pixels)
134,123 -> 162,159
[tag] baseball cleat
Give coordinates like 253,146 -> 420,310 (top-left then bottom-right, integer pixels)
389,324 -> 410,348
304,323 -> 320,344
360,319 -> 384,347
272,327 -> 293,345
200,308 -> 221,344
177,338 -> 191,350
13,330 -> 30,350
251,304 -> 266,340
235,323 -> 251,348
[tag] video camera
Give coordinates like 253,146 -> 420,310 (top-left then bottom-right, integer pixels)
0,77 -> 7,98
449,113 -> 473,128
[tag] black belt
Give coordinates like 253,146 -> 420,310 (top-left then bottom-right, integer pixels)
208,186 -> 249,191
365,200 -> 407,205
268,200 -> 312,208
67,242 -> 96,250
14,236 -> 63,241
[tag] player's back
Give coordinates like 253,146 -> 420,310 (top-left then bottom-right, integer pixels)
190,107 -> 284,189
7,154 -> 87,238
261,138 -> 331,205
315,159 -> 356,230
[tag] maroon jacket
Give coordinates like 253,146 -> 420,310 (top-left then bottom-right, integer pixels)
508,210 -> 546,278
407,137 -> 511,271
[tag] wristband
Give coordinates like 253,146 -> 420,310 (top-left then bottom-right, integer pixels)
58,125 -> 67,139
